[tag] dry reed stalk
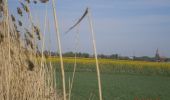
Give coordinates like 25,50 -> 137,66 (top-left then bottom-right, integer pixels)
19,1 -> 39,99
87,8 -> 103,100
5,0 -> 11,100
1,48 -> 5,98
51,0 -> 67,100
43,13 -> 54,100
47,17 -> 53,74
40,5 -> 48,98
47,16 -> 57,96
40,5 -> 47,71
44,5 -> 57,93
68,25 -> 80,100
35,15 -> 44,99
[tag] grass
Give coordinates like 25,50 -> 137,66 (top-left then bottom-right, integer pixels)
49,57 -> 170,100
55,72 -> 170,100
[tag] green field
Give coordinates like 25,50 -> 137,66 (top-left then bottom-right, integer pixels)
50,58 -> 170,100
56,72 -> 170,100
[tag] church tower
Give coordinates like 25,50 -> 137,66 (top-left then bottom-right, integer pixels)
155,48 -> 160,61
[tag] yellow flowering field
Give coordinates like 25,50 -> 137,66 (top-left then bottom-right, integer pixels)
47,57 -> 170,75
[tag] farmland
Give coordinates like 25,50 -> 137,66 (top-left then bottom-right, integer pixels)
48,57 -> 170,76
1,0 -> 170,100
47,57 -> 170,100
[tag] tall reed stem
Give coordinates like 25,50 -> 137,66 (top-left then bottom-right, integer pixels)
68,25 -> 80,100
41,5 -> 47,69
51,0 -> 67,100
87,8 -> 103,100
41,5 -> 48,98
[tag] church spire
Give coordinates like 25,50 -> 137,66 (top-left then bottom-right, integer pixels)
155,48 -> 160,61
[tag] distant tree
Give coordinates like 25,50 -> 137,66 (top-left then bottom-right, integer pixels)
98,54 -> 107,58
51,52 -> 59,56
109,54 -> 118,59
63,52 -> 74,57
133,56 -> 154,61
62,52 -> 90,58
119,56 -> 129,60
82,53 -> 89,58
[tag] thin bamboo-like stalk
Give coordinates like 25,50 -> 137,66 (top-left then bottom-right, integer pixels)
41,5 -> 47,70
47,17 -> 58,98
47,17 -> 56,90
47,17 -> 55,100
87,8 -> 103,100
68,25 -> 80,100
51,0 -> 67,100
41,5 -> 48,98
37,17 -> 46,99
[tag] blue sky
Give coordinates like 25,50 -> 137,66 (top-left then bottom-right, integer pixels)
8,0 -> 170,57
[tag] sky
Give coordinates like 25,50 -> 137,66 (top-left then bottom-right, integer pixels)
8,0 -> 170,57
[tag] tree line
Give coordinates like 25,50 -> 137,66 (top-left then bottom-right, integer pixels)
38,51 -> 170,62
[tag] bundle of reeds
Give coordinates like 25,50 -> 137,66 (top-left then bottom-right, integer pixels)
0,0 -> 61,100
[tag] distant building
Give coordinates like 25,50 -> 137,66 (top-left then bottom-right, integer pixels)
155,48 -> 160,62
129,56 -> 135,60
155,48 -> 167,62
